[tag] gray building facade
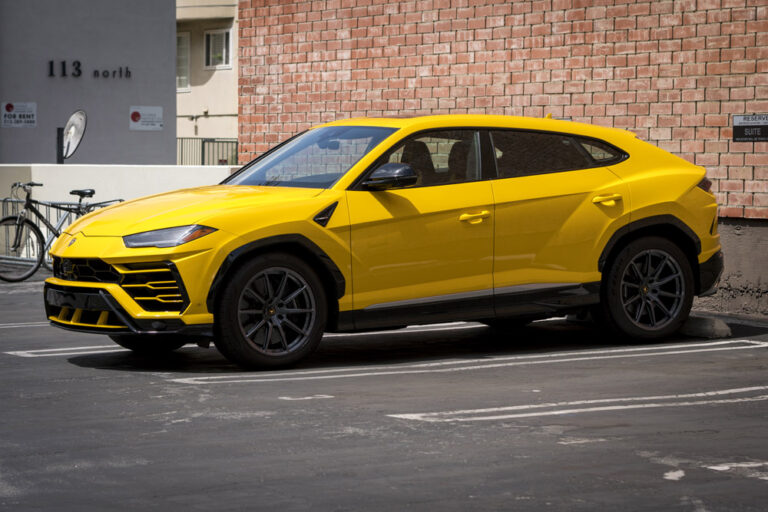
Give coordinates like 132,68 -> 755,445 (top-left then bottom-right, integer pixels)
0,0 -> 176,164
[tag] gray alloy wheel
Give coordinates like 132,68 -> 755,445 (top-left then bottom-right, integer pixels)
237,267 -> 317,356
214,252 -> 327,369
603,236 -> 694,340
620,249 -> 685,330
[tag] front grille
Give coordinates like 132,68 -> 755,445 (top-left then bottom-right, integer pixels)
52,306 -> 127,329
45,285 -> 128,331
53,258 -> 189,313
53,257 -> 121,283
117,262 -> 189,312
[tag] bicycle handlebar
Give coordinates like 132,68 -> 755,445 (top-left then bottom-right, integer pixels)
9,181 -> 123,213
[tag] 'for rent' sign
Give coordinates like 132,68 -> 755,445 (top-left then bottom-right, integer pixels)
2,102 -> 37,128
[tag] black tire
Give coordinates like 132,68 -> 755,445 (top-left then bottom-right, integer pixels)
0,216 -> 45,282
602,236 -> 694,339
213,252 -> 328,369
109,335 -> 188,354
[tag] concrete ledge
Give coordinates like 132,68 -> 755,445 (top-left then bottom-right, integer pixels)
0,164 -> 236,203
694,218 -> 768,318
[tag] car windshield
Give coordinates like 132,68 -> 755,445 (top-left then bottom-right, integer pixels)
226,126 -> 397,188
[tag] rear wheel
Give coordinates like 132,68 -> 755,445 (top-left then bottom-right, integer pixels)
602,237 -> 694,339
0,217 -> 44,282
109,335 -> 188,354
214,253 -> 327,369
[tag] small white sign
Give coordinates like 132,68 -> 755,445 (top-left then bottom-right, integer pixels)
733,114 -> 768,126
2,102 -> 37,128
129,106 -> 163,131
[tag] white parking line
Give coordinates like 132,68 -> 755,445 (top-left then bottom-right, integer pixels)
5,345 -> 124,357
168,339 -> 768,385
278,395 -> 334,401
0,321 -> 50,329
388,386 -> 768,422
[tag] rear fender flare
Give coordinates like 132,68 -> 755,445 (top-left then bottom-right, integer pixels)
598,214 -> 701,273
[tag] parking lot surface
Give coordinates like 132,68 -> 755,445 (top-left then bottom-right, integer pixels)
1,279 -> 767,511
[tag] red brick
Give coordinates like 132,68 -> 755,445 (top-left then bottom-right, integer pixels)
235,2 -> 768,218
744,207 -> 768,219
720,180 -> 745,192
719,206 -> 745,218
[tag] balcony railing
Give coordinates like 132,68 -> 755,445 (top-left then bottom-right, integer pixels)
177,138 -> 238,165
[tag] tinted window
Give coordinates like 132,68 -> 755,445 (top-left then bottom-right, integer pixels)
490,130 -> 592,179
577,138 -> 623,163
381,130 -> 481,187
228,126 -> 395,189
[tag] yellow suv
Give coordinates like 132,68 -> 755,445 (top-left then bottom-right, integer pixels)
44,115 -> 723,368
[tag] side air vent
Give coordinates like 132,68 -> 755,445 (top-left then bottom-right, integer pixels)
117,262 -> 189,313
313,202 -> 338,227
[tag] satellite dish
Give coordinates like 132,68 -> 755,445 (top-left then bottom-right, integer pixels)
62,110 -> 87,159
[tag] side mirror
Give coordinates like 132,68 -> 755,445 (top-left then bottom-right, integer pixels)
363,163 -> 418,191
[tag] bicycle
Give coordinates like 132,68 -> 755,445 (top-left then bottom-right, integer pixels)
0,182 -> 123,282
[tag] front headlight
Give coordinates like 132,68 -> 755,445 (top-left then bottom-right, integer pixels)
123,225 -> 217,248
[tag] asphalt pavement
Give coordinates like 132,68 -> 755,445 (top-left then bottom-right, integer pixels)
1,277 -> 767,511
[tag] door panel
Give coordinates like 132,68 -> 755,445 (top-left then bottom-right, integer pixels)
347,181 -> 494,311
492,167 -> 630,289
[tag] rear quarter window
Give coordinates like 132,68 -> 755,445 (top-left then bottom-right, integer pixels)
490,130 -> 627,179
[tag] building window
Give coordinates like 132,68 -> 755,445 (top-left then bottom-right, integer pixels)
176,33 -> 190,90
204,29 -> 231,69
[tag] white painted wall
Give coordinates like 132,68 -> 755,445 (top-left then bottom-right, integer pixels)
0,164 -> 234,204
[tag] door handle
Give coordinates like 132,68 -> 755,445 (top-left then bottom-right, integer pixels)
459,211 -> 491,224
592,193 -> 623,207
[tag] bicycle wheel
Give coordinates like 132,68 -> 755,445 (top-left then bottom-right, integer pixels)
0,216 -> 45,282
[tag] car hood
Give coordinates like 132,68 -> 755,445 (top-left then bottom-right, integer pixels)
68,185 -> 325,236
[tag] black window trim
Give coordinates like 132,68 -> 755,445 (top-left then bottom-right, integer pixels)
350,126 -> 630,190
487,127 -> 630,180
349,127 -> 495,191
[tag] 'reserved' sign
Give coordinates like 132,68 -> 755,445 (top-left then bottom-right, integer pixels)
733,115 -> 768,142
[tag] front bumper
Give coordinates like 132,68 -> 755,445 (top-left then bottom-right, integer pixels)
698,250 -> 724,297
44,283 -> 213,337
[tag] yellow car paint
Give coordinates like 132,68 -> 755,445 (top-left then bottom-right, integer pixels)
45,115 -> 721,348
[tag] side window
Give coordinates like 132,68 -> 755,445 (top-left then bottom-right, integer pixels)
383,130 -> 481,187
576,138 -> 624,164
490,130 -> 592,179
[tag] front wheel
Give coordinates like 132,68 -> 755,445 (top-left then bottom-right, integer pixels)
602,237 -> 694,339
214,253 -> 328,369
0,216 -> 45,282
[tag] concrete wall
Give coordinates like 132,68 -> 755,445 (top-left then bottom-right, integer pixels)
695,218 -> 768,317
0,165 -> 233,204
0,0 -> 176,164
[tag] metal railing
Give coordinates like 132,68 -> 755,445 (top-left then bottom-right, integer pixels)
2,198 -> 80,244
2,198 -> 83,269
177,138 -> 238,165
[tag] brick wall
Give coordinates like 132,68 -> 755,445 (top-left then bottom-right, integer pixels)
238,0 -> 768,218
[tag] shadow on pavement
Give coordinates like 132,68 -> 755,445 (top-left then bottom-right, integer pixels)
64,317 -> 759,375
